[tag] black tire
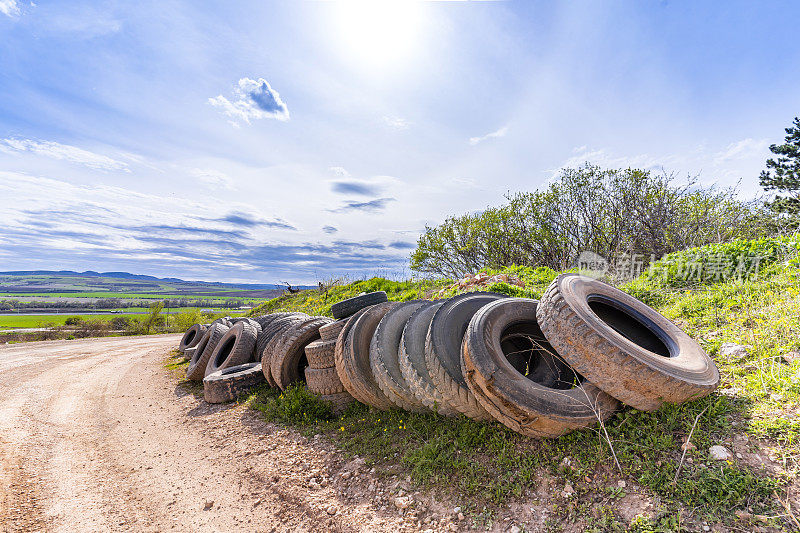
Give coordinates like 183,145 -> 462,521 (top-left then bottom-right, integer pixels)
179,324 -> 207,352
305,367 -> 346,395
256,313 -> 308,366
425,292 -> 507,420
260,315 -> 309,386
336,302 -> 398,410
205,320 -> 259,377
319,319 -> 347,342
186,322 -> 230,381
537,274 -> 720,411
333,307 -> 370,402
371,300 -> 433,412
399,302 -> 458,416
331,291 -> 388,320
305,339 -> 336,369
271,317 -> 332,390
203,363 -> 266,404
318,391 -> 356,414
463,298 -> 620,437
212,316 -> 233,328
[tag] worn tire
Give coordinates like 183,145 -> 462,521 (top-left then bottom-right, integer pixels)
371,300 -> 433,413
186,322 -> 230,381
333,308 -> 370,402
331,291 -> 388,320
399,302 -> 458,416
271,317 -> 332,390
336,303 -> 398,410
257,313 -> 308,366
537,274 -> 720,411
205,320 -> 259,377
463,298 -> 620,437
318,391 -> 355,414
260,316 -> 309,386
183,346 -> 197,362
212,316 -> 233,328
305,367 -> 346,395
305,339 -> 337,369
319,319 -> 347,342
179,324 -> 207,352
203,363 -> 266,404
425,292 -> 507,420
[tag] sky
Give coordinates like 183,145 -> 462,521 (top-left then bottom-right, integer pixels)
1,1 -> 799,284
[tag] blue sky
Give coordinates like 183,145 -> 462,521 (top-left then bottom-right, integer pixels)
1,1 -> 798,284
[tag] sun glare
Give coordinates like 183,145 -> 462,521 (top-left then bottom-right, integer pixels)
333,0 -> 426,70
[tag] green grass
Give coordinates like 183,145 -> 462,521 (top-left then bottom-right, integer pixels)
235,238 -> 800,530
0,313 -> 143,329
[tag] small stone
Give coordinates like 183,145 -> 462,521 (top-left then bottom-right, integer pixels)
203,500 -> 214,510
617,480 -> 626,488
709,445 -> 733,461
394,496 -> 412,510
341,471 -> 352,480
702,526 -> 710,532
453,506 -> 462,514
326,505 -> 337,515
560,456 -> 572,469
561,482 -> 574,498
509,526 -> 521,533
720,343 -> 751,360
736,452 -> 743,459
271,474 -> 280,483
457,513 -> 464,521
319,478 -> 328,487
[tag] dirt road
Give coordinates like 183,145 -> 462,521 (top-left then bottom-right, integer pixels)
0,336 -> 457,532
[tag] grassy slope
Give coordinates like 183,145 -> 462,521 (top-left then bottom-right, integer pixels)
243,240 -> 799,531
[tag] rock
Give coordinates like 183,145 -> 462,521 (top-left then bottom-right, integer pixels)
709,445 -> 733,461
203,500 -> 214,510
720,343 -> 751,360
319,478 -> 328,487
326,505 -> 337,515
718,387 -> 740,397
617,480 -> 626,488
394,496 -> 412,510
453,506 -> 462,514
781,351 -> 800,364
560,456 -> 572,469
458,513 -> 464,521
702,525 -> 710,532
561,482 -> 574,498
340,471 -> 352,480
508,526 -> 521,533
736,452 -> 743,459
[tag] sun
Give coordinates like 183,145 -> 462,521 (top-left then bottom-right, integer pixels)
333,0 -> 427,70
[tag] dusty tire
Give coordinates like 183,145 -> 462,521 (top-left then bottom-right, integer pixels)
537,274 -> 720,411
305,339 -> 337,369
463,298 -> 620,437
305,367 -> 346,395
371,300 -> 433,412
319,319 -> 347,342
399,302 -> 458,416
260,316 -> 309,387
212,316 -> 233,328
333,308 -> 370,403
425,292 -> 507,420
336,303 -> 398,410
271,318 -> 332,390
319,391 -> 355,414
331,291 -> 388,320
257,314 -> 308,367
179,324 -> 207,352
186,322 -> 230,381
205,320 -> 259,377
203,363 -> 266,404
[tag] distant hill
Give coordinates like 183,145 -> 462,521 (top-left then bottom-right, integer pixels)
0,270 -> 315,298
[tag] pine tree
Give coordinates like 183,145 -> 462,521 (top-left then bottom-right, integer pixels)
760,117 -> 800,218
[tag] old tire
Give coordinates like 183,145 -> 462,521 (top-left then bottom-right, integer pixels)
336,303 -> 397,410
319,319 -> 347,342
371,300 -> 433,412
305,339 -> 336,369
183,346 -> 197,362
425,292 -> 507,420
463,298 -> 620,437
205,320 -> 259,377
257,313 -> 308,367
260,315 -> 309,386
270,317 -> 332,390
537,274 -> 720,411
203,363 -> 266,404
399,302 -> 458,416
179,324 -> 207,352
318,391 -> 355,414
186,322 -> 230,381
305,367 -> 346,395
331,291 -> 388,320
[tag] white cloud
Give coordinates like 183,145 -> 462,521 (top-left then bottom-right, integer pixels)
190,168 -> 235,190
383,115 -> 411,130
0,138 -> 129,172
469,125 -> 508,146
713,138 -> 769,165
329,166 -> 352,178
209,77 -> 290,125
0,0 -> 19,17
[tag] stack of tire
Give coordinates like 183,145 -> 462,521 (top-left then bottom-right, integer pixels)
177,274 -> 719,437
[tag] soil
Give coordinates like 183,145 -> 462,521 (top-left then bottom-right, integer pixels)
0,335 -> 476,532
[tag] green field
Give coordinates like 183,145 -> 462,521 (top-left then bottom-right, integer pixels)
0,314 -> 140,329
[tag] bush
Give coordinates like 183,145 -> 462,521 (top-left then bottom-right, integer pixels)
411,164 -> 775,278
64,316 -> 83,326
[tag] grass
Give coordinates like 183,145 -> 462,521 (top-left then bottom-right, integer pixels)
232,238 -> 800,530
0,313 -> 141,329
